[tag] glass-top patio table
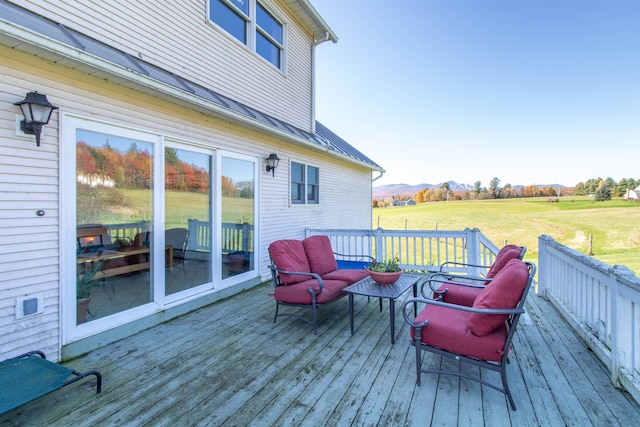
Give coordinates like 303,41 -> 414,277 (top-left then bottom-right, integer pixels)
344,274 -> 420,344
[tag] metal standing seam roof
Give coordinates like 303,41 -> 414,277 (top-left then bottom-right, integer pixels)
0,0 -> 383,171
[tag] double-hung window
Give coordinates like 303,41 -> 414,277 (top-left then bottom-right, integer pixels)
291,161 -> 319,205
209,0 -> 284,69
255,3 -> 283,68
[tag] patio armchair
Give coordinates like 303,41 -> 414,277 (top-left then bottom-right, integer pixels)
425,244 -> 526,306
267,235 -> 373,333
403,259 -> 536,410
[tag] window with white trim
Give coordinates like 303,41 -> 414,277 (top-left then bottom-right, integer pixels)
291,161 -> 319,205
209,0 -> 284,69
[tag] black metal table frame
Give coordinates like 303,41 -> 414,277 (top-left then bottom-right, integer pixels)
344,274 -> 420,344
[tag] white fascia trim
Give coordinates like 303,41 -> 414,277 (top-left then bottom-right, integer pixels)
294,0 -> 338,44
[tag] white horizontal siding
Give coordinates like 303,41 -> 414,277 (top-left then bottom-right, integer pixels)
1,45 -> 371,359
0,60 -> 62,361
10,0 -> 316,130
258,146 -> 373,278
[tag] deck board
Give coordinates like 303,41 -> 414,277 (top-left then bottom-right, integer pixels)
2,282 -> 639,426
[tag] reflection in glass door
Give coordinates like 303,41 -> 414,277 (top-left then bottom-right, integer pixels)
164,147 -> 212,295
221,156 -> 255,279
76,129 -> 153,325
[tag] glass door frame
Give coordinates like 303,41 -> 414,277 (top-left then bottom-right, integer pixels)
61,114 -> 163,343
162,140 -> 216,305
216,150 -> 260,288
61,115 -> 262,343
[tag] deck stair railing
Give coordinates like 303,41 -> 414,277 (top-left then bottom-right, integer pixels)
538,235 -> 640,404
305,227 -> 500,276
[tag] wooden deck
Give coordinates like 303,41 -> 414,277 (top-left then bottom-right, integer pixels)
2,282 -> 639,426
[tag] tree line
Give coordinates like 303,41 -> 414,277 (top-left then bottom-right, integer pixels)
77,143 -> 211,192
373,176 -> 639,207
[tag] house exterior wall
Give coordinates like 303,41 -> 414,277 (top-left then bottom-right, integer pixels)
623,188 -> 639,200
0,43 -> 373,360
260,146 -> 373,241
7,0 -> 315,130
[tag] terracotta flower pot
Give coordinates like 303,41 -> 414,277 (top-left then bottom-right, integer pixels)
368,269 -> 402,285
77,296 -> 92,324
227,252 -> 247,273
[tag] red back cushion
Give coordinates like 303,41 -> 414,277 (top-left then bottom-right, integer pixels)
303,235 -> 338,276
268,240 -> 311,284
468,259 -> 529,336
486,245 -> 523,278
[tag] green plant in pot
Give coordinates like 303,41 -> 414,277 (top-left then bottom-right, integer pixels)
367,256 -> 402,284
76,260 -> 107,324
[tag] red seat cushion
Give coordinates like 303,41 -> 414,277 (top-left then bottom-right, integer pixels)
322,268 -> 369,284
486,245 -> 523,278
436,283 -> 483,307
274,279 -> 348,304
269,240 -> 311,284
411,304 -> 508,362
303,235 -> 338,276
468,259 -> 529,336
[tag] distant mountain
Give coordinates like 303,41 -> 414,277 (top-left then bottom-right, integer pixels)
373,181 -> 474,199
372,182 -> 566,199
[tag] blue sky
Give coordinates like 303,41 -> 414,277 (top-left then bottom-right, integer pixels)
312,0 -> 639,188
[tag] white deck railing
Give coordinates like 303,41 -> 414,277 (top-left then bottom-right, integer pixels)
307,229 -> 640,404
538,235 -> 640,403
102,220 -> 253,253
306,228 -> 500,276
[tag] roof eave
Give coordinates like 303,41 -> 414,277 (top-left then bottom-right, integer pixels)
283,0 -> 338,44
0,19 -> 384,172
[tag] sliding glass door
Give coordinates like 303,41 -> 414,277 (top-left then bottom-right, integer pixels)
164,146 -> 212,297
66,115 -> 260,341
221,155 -> 256,279
75,129 -> 154,325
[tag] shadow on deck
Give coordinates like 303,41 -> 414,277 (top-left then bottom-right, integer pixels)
2,282 -> 639,426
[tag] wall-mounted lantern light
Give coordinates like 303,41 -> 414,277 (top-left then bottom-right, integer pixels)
265,153 -> 280,177
14,91 -> 58,147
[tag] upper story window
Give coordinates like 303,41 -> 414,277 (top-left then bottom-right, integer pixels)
256,3 -> 283,68
291,161 -> 319,205
210,0 -> 284,69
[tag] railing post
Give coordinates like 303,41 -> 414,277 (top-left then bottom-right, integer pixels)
609,265 -> 620,387
466,228 -> 480,276
374,227 -> 384,262
187,219 -> 196,250
538,235 -> 551,298
241,222 -> 250,253
610,264 -> 636,388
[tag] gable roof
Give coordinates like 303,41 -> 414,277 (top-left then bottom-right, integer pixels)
0,0 -> 381,171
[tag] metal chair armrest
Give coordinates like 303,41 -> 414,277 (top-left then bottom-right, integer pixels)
267,265 -> 324,294
333,252 -> 374,261
439,261 -> 489,272
402,297 -> 524,327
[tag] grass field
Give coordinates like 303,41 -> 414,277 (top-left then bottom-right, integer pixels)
101,189 -> 253,229
373,197 -> 640,275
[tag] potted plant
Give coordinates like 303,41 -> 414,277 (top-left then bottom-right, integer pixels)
76,260 -> 106,324
227,251 -> 248,273
367,256 -> 402,285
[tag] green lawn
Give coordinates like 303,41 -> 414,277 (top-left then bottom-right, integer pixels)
374,197 -> 640,275
103,189 -> 253,229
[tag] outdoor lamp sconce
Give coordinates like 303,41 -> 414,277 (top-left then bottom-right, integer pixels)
14,91 -> 58,147
265,153 -> 280,177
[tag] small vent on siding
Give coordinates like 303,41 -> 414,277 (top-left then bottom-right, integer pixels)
15,295 -> 44,319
